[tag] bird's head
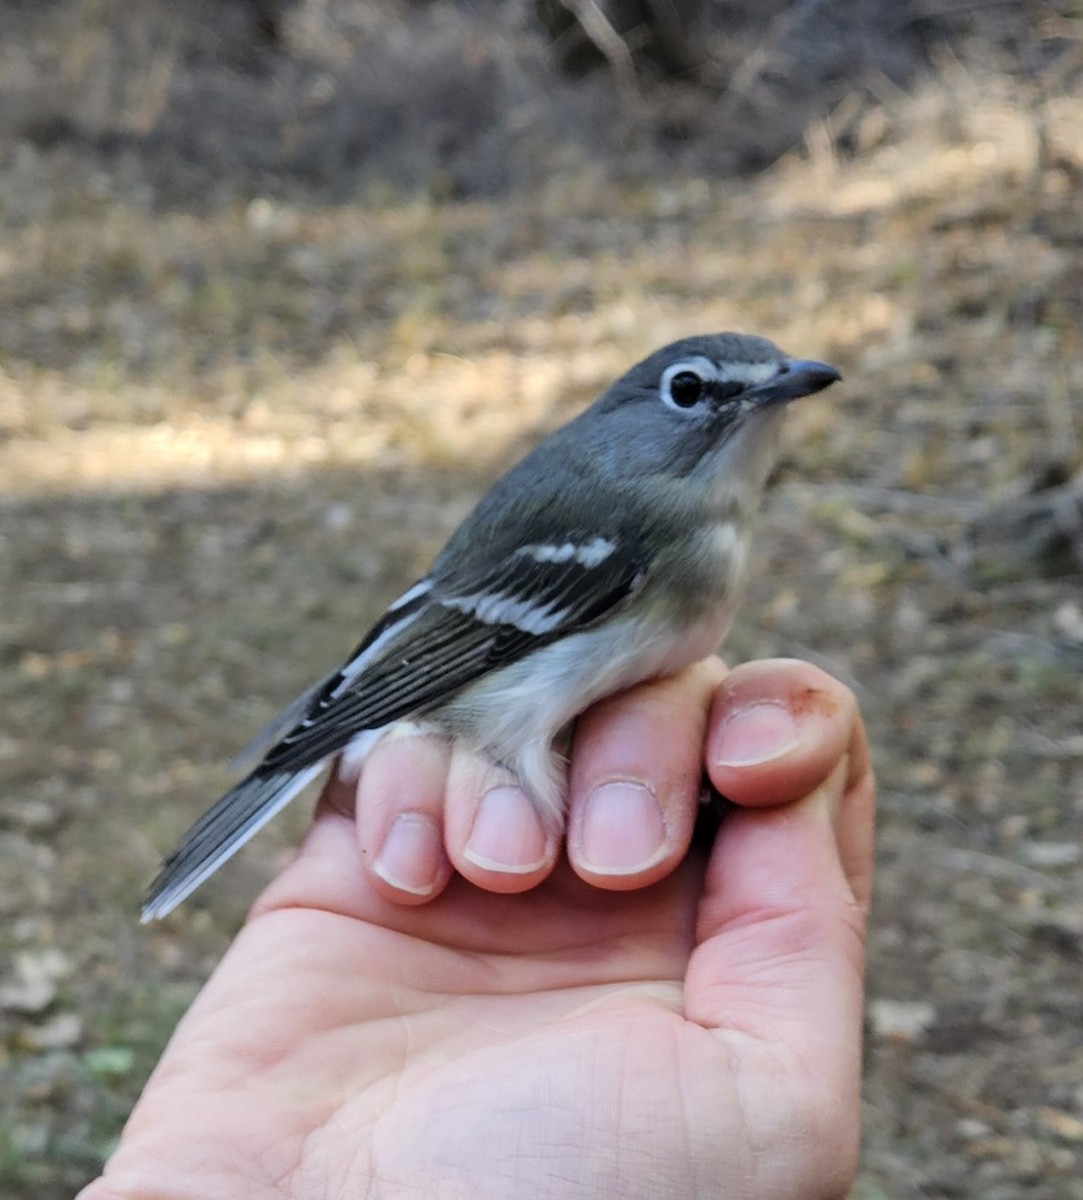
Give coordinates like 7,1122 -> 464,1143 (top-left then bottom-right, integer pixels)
577,332 -> 840,502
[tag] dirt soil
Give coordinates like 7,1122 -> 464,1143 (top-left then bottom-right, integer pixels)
1,4 -> 1082,1198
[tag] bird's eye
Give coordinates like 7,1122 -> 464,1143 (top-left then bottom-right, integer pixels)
666,370 -> 704,408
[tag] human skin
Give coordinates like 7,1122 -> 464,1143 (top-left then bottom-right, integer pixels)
81,657 -> 874,1200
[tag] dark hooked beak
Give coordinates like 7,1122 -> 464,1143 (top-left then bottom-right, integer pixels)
751,358 -> 842,407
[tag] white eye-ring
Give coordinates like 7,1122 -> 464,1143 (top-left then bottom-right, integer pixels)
660,356 -> 719,412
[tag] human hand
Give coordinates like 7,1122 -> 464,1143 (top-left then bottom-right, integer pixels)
81,657 -> 874,1200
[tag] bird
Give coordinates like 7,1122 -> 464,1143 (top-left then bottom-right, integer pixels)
142,333 -> 841,920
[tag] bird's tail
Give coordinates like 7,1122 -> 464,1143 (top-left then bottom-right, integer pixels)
141,763 -> 325,922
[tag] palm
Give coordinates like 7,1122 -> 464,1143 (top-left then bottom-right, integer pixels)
125,823 -> 743,1198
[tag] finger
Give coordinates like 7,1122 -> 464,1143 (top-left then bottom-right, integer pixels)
707,658 -> 856,804
566,657 -> 727,889
443,742 -> 560,893
685,756 -> 870,1189
354,728 -> 455,904
705,657 -> 874,906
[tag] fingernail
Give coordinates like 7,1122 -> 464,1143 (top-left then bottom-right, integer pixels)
713,702 -> 801,766
578,781 -> 668,875
464,786 -> 550,873
373,813 -> 443,896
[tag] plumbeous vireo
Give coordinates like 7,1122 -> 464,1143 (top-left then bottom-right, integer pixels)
143,332 -> 841,920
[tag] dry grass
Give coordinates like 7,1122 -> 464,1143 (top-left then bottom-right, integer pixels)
2,6 -> 1083,1197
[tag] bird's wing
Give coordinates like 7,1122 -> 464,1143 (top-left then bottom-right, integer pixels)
257,533 -> 650,773
143,539 -> 647,921
228,674 -> 333,773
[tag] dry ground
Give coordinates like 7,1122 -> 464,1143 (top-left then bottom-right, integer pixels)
2,14 -> 1083,1199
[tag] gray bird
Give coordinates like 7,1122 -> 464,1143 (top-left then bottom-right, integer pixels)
143,333 -> 840,920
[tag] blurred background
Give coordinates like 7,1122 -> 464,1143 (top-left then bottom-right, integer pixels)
1,1 -> 1081,1195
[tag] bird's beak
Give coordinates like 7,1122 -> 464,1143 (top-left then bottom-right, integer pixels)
751,358 -> 842,407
